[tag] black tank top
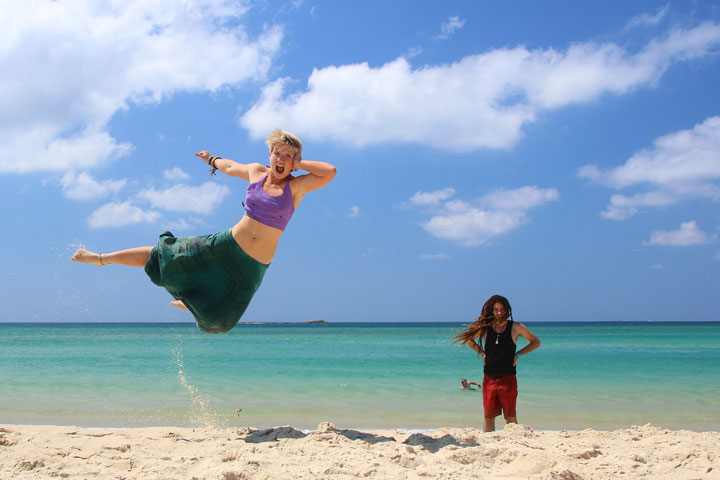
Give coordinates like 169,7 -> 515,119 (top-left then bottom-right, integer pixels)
484,320 -> 516,375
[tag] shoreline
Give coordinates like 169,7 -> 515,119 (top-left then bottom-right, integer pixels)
2,423 -> 718,479
3,422 -> 719,435
5,411 -> 719,433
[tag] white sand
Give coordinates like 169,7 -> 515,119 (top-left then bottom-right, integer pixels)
1,423 -> 718,479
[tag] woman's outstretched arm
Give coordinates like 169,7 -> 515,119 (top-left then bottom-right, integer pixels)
195,151 -> 264,181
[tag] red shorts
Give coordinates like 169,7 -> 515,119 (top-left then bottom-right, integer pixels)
482,374 -> 518,419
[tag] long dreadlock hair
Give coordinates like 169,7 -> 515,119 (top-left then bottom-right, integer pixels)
452,294 -> 513,347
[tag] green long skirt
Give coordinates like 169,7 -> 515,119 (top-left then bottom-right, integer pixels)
144,229 -> 269,334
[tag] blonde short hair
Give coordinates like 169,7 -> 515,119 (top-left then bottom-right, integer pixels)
265,129 -> 302,155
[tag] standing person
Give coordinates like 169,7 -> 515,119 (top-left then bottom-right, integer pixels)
72,129 -> 336,334
453,294 -> 541,432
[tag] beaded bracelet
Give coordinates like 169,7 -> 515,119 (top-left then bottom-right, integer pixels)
208,156 -> 220,175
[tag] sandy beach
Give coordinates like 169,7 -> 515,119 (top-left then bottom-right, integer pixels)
1,423 -> 718,479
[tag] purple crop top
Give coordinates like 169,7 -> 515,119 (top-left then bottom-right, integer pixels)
243,174 -> 295,231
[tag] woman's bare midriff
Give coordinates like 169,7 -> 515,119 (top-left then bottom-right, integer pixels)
231,216 -> 283,265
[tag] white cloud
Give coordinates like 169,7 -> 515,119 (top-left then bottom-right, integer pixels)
413,186 -> 559,246
599,191 -> 676,220
0,0 -> 282,174
625,5 -> 670,30
5,129 -> 134,174
403,46 -> 423,59
419,253 -> 450,260
650,264 -> 665,270
61,172 -> 127,201
163,167 -> 192,181
138,182 -> 231,214
240,23 -> 720,151
88,201 -> 160,228
437,16 -> 465,39
580,116 -> 720,189
647,221 -> 715,246
410,188 -> 456,207
481,186 -> 560,210
580,116 -> 720,219
422,209 -> 526,246
347,206 -> 361,218
166,217 -> 205,232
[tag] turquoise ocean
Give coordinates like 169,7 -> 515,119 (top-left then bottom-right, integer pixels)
1,322 -> 719,432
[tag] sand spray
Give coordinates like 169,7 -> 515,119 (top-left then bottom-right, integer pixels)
171,342 -> 229,429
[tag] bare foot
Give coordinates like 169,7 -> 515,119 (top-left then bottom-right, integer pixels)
171,300 -> 189,311
71,248 -> 104,266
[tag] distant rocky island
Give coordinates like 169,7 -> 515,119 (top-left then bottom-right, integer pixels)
304,320 -> 328,324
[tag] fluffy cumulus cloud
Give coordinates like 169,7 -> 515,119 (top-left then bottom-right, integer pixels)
595,192 -> 676,221
163,168 -> 192,182
87,180 -> 230,228
60,172 -> 127,201
647,221 -> 715,246
166,216 -> 205,232
580,116 -> 720,219
409,188 -> 456,207
410,186 -> 559,246
138,182 -> 231,214
0,0 -> 282,174
240,22 -> 720,151
88,201 -> 160,228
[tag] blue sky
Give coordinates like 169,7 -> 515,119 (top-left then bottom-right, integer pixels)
1,1 -> 719,324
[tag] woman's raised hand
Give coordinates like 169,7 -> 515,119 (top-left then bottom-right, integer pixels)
293,149 -> 302,171
195,151 -> 211,163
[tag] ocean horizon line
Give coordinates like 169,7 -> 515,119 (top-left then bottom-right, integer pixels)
1,320 -> 719,325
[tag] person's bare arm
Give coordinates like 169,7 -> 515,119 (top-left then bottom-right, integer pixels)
289,150 -> 337,204
469,332 -> 487,365
513,322 -> 541,366
195,150 -> 264,181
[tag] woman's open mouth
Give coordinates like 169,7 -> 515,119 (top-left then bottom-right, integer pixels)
276,165 -> 285,174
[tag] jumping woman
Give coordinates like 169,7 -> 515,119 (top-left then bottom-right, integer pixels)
72,129 -> 336,334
